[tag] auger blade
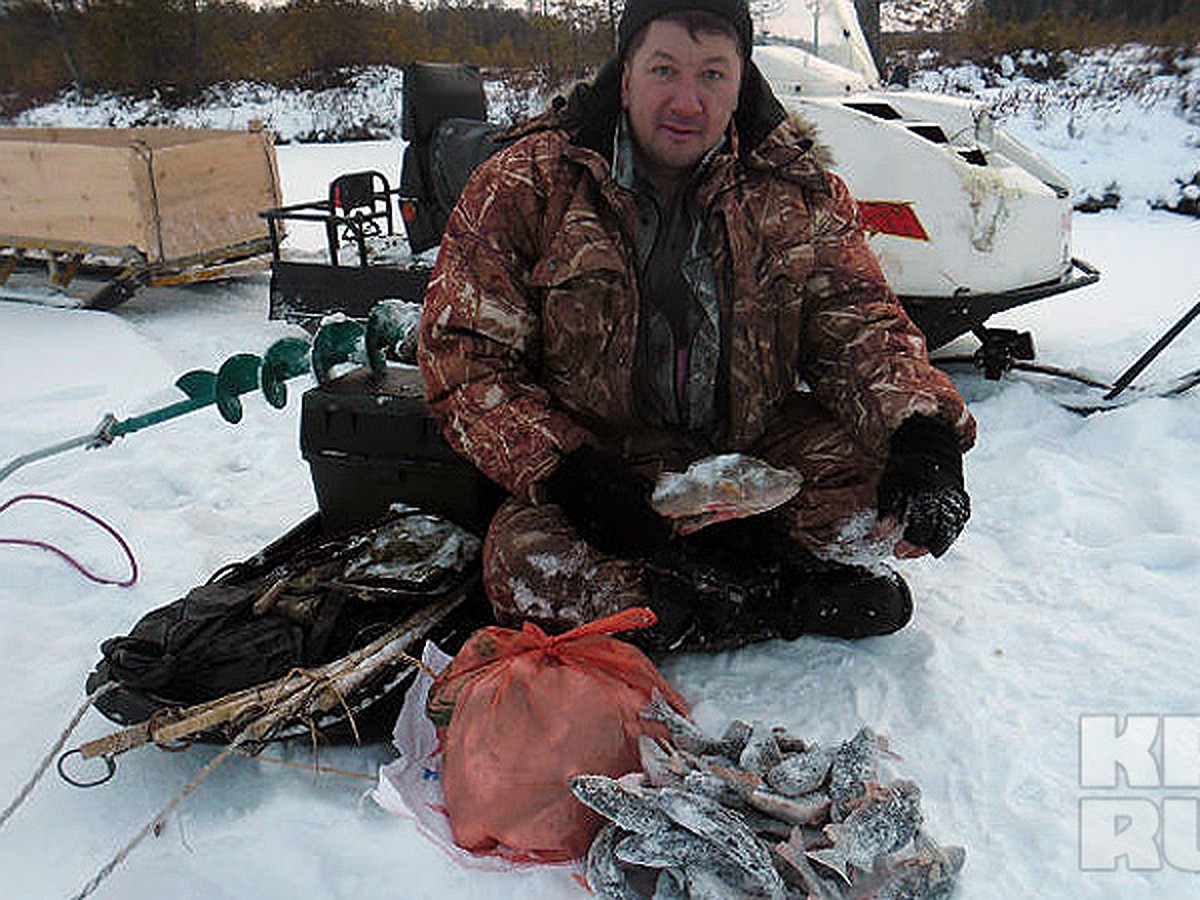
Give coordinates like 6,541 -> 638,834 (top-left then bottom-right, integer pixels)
260,337 -> 312,409
366,299 -> 421,374
214,354 -> 263,424
311,320 -> 365,386
175,369 -> 218,402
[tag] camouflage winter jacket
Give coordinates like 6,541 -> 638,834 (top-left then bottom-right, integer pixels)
418,61 -> 975,499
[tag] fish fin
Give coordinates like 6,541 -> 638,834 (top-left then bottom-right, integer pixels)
639,734 -> 678,788
806,846 -> 851,884
783,826 -> 807,855
639,689 -> 669,721
860,780 -> 889,803
943,845 -> 967,876
708,762 -> 761,796
877,733 -> 901,760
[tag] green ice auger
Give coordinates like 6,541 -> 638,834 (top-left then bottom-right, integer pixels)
0,300 -> 419,486
366,300 -> 421,375
261,337 -> 313,408
0,337 -> 313,486
311,319 -> 366,385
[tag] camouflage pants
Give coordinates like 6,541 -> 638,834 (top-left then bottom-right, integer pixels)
482,395 -> 889,633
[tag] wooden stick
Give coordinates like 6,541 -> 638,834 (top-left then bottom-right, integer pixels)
78,582 -> 472,761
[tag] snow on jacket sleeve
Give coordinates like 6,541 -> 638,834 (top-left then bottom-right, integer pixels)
797,172 -> 976,457
417,139 -> 592,499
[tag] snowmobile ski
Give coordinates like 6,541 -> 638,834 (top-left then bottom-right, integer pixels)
935,297 -> 1200,414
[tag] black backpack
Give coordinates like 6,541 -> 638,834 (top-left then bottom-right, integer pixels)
398,62 -> 510,254
86,509 -> 491,743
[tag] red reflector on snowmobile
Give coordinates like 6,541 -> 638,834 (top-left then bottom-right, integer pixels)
856,201 -> 930,241
401,203 -> 417,223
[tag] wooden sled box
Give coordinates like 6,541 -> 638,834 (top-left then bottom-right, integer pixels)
0,124 -> 283,307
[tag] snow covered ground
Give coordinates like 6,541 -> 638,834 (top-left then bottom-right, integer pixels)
3,61 -> 1200,900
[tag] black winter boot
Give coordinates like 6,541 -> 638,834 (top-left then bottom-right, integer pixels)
775,556 -> 913,640
632,545 -> 786,654
689,517 -> 914,640
631,567 -> 703,654
634,520 -> 913,651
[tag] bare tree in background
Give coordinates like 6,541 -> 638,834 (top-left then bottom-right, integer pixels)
855,0 -> 881,65
750,0 -> 786,34
45,0 -> 84,89
880,0 -> 972,32
982,0 -> 1190,22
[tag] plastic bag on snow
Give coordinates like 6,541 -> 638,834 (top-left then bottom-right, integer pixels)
425,607 -> 689,861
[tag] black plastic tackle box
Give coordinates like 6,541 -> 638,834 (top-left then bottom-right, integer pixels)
300,365 -> 503,534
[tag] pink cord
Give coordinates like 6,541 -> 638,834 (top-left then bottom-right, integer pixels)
0,493 -> 139,587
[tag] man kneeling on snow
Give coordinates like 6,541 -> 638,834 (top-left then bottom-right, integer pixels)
418,0 -> 975,652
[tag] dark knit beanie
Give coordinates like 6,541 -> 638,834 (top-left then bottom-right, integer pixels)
617,0 -> 754,60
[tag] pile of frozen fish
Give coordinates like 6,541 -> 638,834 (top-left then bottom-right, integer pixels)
571,694 -> 964,899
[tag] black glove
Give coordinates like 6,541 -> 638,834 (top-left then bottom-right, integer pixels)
877,415 -> 970,558
542,445 -> 673,559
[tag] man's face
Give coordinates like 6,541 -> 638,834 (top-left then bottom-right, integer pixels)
621,19 -> 743,179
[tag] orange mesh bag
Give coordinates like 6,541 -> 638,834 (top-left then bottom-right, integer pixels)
425,607 -> 689,862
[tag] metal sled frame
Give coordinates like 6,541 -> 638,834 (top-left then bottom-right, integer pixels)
0,233 -> 274,309
260,190 -> 430,330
